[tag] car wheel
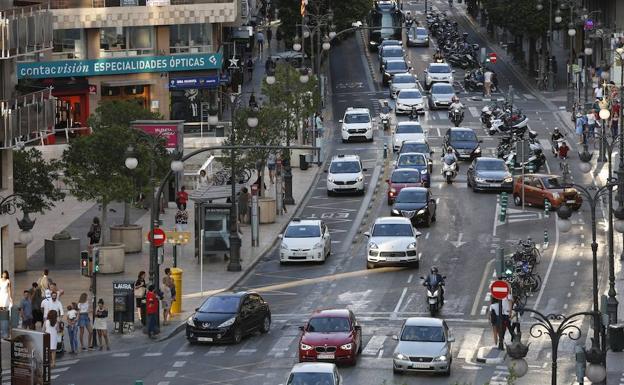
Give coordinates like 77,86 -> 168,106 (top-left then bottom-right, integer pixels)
260,315 -> 271,334
358,336 -> 363,354
411,260 -> 420,269
393,367 -> 404,375
342,138 -> 347,143
187,338 -> 197,345
472,185 -> 478,193
432,211 -> 437,222
424,215 -> 431,228
327,189 -> 333,197
366,261 -> 375,269
442,362 -> 452,377
467,178 -> 471,188
513,194 -> 522,206
387,198 -> 393,206
359,188 -> 365,195
279,260 -> 286,265
233,327 -> 243,344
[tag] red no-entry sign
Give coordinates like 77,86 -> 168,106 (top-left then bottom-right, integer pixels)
490,280 -> 510,300
489,52 -> 497,64
148,228 -> 166,247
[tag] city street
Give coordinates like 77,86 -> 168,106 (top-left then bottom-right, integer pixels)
39,1 -> 622,385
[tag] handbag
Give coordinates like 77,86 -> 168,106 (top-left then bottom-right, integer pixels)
134,286 -> 146,298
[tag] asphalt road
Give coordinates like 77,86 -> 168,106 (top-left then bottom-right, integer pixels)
49,1 -> 619,385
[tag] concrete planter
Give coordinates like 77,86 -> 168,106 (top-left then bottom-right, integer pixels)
110,225 -> 143,253
44,238 -> 80,267
258,198 -> 276,224
98,243 -> 125,274
14,243 -> 27,272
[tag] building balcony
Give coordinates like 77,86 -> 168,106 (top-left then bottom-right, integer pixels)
0,2 -> 53,59
49,0 -> 237,29
0,88 -> 56,148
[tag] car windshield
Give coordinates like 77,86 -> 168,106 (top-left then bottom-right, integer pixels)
330,161 -> 361,173
542,176 -> 565,189
287,373 -> 335,385
398,154 -> 426,166
449,130 -> 477,142
391,170 -> 421,183
416,28 -> 427,36
400,325 -> 445,342
477,160 -> 506,171
396,190 -> 427,203
398,90 -> 422,99
199,296 -> 240,314
307,317 -> 351,333
393,75 -> 414,84
432,84 -> 454,94
428,65 -> 450,73
372,223 -> 413,236
284,225 -> 320,238
396,124 -> 423,134
344,113 -> 370,124
386,61 -> 408,71
383,48 -> 403,57
401,143 -> 430,154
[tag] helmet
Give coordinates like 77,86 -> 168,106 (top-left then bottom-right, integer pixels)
383,100 -> 389,106
554,127 -> 559,134
447,148 -> 453,153
452,96 -> 459,103
431,266 -> 438,274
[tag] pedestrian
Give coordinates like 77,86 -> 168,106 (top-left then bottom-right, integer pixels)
77,292 -> 92,350
265,56 -> 275,74
37,269 -> 50,297
238,187 -> 250,224
65,303 -> 79,354
175,186 -> 188,210
93,299 -> 110,350
484,69 -> 493,97
267,153 -> 276,184
19,290 -> 34,330
87,217 -> 101,246
611,100 -> 620,137
500,294 -> 513,344
587,110 -> 597,138
595,85 -> 604,100
249,92 -> 258,109
44,310 -> 59,368
0,271 -> 12,310
246,57 -> 254,82
31,283 -> 43,330
49,281 -> 64,299
487,299 -> 499,347
256,30 -> 265,56
266,26 -> 273,51
43,290 -> 63,323
146,285 -> 159,339
315,111 -> 324,138
196,169 -> 209,190
576,113 -> 587,144
134,271 -> 147,325
276,26 -> 283,50
160,280 -> 172,326
163,268 -> 176,302
509,301 -> 522,340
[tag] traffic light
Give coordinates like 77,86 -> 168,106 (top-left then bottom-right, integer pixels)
80,251 -> 90,277
93,249 -> 100,273
499,192 -> 508,222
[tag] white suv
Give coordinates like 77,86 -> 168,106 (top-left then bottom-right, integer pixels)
326,154 -> 366,196
340,108 -> 373,142
364,217 -> 421,269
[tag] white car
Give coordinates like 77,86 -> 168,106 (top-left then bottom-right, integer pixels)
280,219 -> 331,264
326,154 -> 366,195
392,122 -> 426,151
395,89 -> 426,115
340,108 -> 373,142
424,63 -> 454,90
389,72 -> 418,99
365,217 -> 421,269
285,363 -> 343,385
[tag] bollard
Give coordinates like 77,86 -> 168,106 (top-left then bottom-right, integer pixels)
170,268 -> 183,314
383,144 -> 388,159
543,230 -> 549,248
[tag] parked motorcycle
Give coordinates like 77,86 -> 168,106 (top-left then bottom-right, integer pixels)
488,109 -> 529,135
464,68 -> 498,92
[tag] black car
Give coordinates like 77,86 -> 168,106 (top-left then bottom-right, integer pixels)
399,140 -> 434,173
186,291 -> 271,344
442,127 -> 482,161
379,46 -> 405,71
382,59 -> 410,85
391,187 -> 437,227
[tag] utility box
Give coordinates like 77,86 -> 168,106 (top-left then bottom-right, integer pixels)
112,280 -> 135,326
609,323 -> 624,352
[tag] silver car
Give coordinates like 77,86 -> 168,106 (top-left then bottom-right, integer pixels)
389,73 -> 418,99
428,83 -> 456,110
392,317 -> 454,376
407,27 -> 430,47
364,217 -> 421,269
395,89 -> 425,115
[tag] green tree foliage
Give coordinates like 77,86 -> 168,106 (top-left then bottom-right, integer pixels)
87,99 -> 160,131
481,0 -> 549,38
13,148 -> 65,214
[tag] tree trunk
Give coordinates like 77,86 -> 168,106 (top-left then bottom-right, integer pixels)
123,200 -> 130,226
101,200 -> 109,245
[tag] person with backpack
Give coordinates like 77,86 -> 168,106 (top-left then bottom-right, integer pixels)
87,217 -> 101,245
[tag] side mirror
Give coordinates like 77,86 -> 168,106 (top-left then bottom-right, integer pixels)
430,150 -> 435,154
354,325 -> 362,331
419,276 -> 425,280
447,336 -> 455,342
430,199 -> 435,203
339,119 -> 343,123
478,140 -> 483,143
362,168 -> 368,172
299,326 -> 305,331
277,234 -> 283,239
392,335 -> 399,341
452,70 -> 456,73
363,231 -> 371,237
415,231 -> 422,237
194,307 -> 199,311
324,169 -> 328,173
442,275 -> 447,279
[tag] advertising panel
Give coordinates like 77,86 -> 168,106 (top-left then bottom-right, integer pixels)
11,329 -> 50,385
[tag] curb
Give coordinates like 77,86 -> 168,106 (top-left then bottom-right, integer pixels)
475,346 -> 506,364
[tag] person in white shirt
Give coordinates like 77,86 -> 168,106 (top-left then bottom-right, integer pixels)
42,291 -> 63,322
484,70 -> 494,97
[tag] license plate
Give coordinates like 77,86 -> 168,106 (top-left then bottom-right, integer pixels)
318,353 -> 335,359
294,252 -> 308,256
411,363 -> 430,369
489,183 -> 501,187
198,337 -> 213,342
566,200 -> 576,204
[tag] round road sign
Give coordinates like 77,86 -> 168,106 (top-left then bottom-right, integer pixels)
490,280 -> 510,300
148,228 -> 166,247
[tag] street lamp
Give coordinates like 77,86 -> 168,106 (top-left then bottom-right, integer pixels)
554,9 -> 562,24
293,35 -> 302,52
322,35 -> 331,51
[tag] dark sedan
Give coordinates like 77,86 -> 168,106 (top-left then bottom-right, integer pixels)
467,157 -> 513,192
442,127 -> 482,161
391,187 -> 437,227
395,152 -> 430,187
383,59 -> 410,85
399,140 -> 434,173
186,291 -> 271,344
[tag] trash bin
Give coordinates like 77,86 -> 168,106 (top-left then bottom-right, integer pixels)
609,323 -> 624,352
299,154 -> 308,170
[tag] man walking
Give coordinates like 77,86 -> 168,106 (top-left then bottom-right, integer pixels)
256,30 -> 265,57
19,290 -> 34,330
484,69 -> 494,97
146,285 -> 159,338
42,291 -> 63,323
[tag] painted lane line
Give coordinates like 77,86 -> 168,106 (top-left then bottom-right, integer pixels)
392,288 -> 409,318
268,336 -> 297,357
112,353 -> 130,357
457,328 -> 483,360
425,232 -> 430,240
52,367 -> 69,373
362,335 -> 387,356
480,306 -> 488,316
205,346 -> 227,355
175,351 -> 193,356
172,361 -> 186,368
164,371 -> 178,378
157,382 -> 170,385
144,352 -> 163,357
407,274 -> 414,284
472,259 -> 496,316
56,359 -> 80,366
567,292 -> 572,298
534,215 -> 560,309
570,281 -> 575,287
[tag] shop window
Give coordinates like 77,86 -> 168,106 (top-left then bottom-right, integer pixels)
100,27 -> 154,57
102,86 -> 122,96
170,24 -> 213,54
124,85 -> 145,95
53,29 -> 85,60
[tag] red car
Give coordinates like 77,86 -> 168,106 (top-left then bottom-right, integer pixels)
299,309 -> 363,365
387,168 -> 425,205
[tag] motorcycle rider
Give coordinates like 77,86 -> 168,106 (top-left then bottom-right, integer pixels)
551,127 -> 564,143
443,147 -> 459,172
380,101 -> 391,129
424,266 -> 445,304
433,49 -> 444,62
448,96 -> 464,120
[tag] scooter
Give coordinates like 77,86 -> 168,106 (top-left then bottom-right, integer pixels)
441,157 -> 457,184
380,112 -> 391,131
488,113 -> 529,135
421,276 -> 445,316
409,106 -> 419,121
449,108 -> 463,127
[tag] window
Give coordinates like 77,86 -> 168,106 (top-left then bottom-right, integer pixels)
53,29 -> 85,59
100,27 -> 125,51
170,24 -> 213,54
100,27 -> 154,56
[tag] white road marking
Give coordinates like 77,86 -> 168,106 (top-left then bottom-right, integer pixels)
425,232 -> 430,239
56,359 -> 79,366
457,328 -> 483,359
144,352 -> 163,357
174,351 -> 193,356
173,361 -> 186,368
268,336 -> 297,357
407,274 -> 414,284
468,106 -> 479,118
534,215 -> 561,309
472,259 -> 495,316
52,367 -> 69,373
362,335 -> 387,356
392,288 -> 408,318
377,349 -> 384,359
112,353 -> 130,357
157,382 -> 170,385
236,349 -> 258,356
165,371 -> 178,378
205,346 -> 227,355
570,281 -> 575,287
480,305 -> 488,315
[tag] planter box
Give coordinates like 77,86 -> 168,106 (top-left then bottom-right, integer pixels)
110,225 -> 143,253
44,238 -> 80,267
97,243 -> 125,274
14,243 -> 27,273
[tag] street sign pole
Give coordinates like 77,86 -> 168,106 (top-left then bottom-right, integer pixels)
498,299 -> 504,350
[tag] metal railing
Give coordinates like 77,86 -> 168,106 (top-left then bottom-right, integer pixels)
50,0 -> 232,8
0,2 -> 53,59
0,88 -> 56,149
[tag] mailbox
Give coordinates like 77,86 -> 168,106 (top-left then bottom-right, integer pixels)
112,280 -> 135,325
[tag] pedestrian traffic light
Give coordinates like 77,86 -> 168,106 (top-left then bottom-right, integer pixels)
80,251 -> 90,277
93,249 -> 100,273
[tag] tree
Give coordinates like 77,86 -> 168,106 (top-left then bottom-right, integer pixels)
13,148 -> 65,215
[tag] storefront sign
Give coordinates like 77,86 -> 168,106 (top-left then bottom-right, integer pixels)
132,120 -> 184,153
11,329 -> 51,385
17,53 -> 223,79
168,76 -> 219,89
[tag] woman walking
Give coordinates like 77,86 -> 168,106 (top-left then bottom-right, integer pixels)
77,293 -> 92,350
66,304 -> 79,354
134,271 -> 147,324
161,281 -> 172,326
0,271 -> 13,310
487,299 -> 500,347
45,310 -> 59,367
93,299 -> 110,350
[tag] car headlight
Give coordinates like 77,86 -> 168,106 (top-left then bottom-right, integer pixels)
313,242 -> 323,249
426,76 -> 432,82
327,177 -> 334,183
407,242 -> 417,249
394,352 -> 409,360
420,169 -> 428,174
474,146 -> 482,153
433,355 -> 448,362
552,192 -> 560,200
218,317 -> 236,328
417,209 -> 425,215
357,175 -> 364,182
186,316 -> 195,327
369,242 -> 379,250
392,209 -> 400,215
300,343 -> 313,351
475,177 -> 486,183
504,176 -> 513,183
281,242 -> 289,250
340,343 -> 353,350
390,188 -> 397,194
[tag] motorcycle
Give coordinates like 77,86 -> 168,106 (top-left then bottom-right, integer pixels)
380,111 -> 391,131
449,108 -> 463,127
441,157 -> 457,184
551,137 -> 566,157
488,111 -> 529,135
464,69 -> 498,92
409,106 -> 419,121
433,56 -> 445,63
421,275 -> 445,316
